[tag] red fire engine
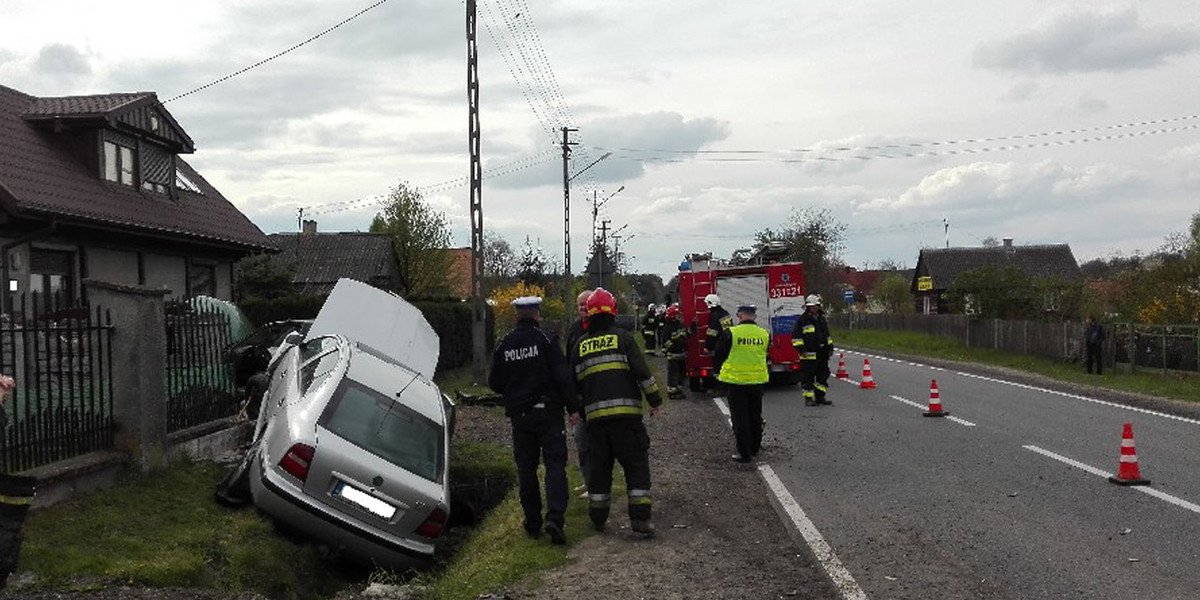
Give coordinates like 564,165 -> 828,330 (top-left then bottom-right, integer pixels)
677,250 -> 805,390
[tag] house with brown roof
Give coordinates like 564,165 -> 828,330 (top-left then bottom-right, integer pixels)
911,238 -> 1081,315
0,84 -> 273,314
267,221 -> 400,295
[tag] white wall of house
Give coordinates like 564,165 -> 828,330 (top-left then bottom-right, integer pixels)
144,253 -> 187,300
85,247 -> 138,286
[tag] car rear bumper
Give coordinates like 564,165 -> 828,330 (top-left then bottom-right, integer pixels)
250,459 -> 436,568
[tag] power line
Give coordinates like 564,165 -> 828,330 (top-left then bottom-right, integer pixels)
591,120 -> 1200,165
164,0 -> 392,104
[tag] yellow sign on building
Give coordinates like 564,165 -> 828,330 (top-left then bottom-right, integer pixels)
917,276 -> 933,291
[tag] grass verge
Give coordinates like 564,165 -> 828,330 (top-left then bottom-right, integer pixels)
838,328 -> 1200,403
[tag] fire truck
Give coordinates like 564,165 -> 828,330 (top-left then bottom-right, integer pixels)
676,247 -> 805,390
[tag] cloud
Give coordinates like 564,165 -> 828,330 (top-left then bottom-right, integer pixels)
999,81 -> 1039,103
1073,92 -> 1109,116
1161,142 -> 1200,182
974,7 -> 1200,74
858,160 -> 1146,216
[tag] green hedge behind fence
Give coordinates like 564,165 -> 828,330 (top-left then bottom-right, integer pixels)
237,294 -> 494,373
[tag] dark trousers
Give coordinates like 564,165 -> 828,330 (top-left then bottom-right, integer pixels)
642,331 -> 657,350
727,384 -> 764,459
799,360 -> 819,404
511,410 -> 569,531
574,416 -> 590,486
0,475 -> 35,588
1085,343 -> 1103,374
667,356 -> 686,391
586,418 -> 653,525
816,351 -> 832,401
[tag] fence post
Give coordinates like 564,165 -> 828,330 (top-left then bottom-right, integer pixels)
82,280 -> 170,472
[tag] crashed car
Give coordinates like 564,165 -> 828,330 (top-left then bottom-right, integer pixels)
220,279 -> 454,568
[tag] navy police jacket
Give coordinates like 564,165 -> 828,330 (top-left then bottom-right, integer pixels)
489,318 -> 578,418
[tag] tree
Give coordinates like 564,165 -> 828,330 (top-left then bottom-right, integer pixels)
871,273 -> 914,314
235,254 -> 296,300
483,231 -> 517,289
980,236 -> 1001,248
369,183 -> 454,297
517,236 -> 551,288
755,207 -> 847,299
627,273 -> 666,306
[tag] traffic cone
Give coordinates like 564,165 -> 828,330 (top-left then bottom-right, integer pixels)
1108,423 -> 1150,486
922,379 -> 948,417
859,358 -> 876,389
835,353 -> 849,380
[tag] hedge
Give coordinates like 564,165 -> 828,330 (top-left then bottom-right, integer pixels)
236,294 -> 494,373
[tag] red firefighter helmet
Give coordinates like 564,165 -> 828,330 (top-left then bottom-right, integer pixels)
664,304 -> 680,320
586,288 -> 618,316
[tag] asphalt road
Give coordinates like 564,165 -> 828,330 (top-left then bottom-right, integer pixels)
757,349 -> 1200,600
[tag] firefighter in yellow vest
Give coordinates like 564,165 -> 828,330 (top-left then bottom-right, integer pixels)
713,305 -> 769,463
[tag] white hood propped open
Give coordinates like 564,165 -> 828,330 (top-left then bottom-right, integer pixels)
306,279 -> 440,379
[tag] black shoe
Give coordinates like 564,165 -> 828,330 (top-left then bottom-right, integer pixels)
805,401 -> 817,406
630,520 -> 656,537
591,520 -> 606,532
731,454 -> 752,464
524,521 -> 542,539
545,521 -> 566,545
820,399 -> 832,405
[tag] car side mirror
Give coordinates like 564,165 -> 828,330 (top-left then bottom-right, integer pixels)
283,332 -> 304,346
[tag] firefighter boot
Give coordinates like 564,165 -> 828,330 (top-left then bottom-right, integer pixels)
589,506 -> 610,532
631,519 -> 657,538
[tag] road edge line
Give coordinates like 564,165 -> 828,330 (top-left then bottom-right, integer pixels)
759,464 -> 870,600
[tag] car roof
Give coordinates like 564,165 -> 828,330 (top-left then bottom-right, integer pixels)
346,345 -> 443,423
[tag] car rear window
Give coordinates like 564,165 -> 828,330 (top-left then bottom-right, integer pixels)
319,378 -> 444,482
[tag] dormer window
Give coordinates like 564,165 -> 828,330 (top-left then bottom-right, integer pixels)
149,114 -> 160,133
103,140 -> 135,186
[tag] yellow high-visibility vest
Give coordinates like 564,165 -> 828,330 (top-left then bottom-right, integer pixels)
718,323 -> 769,385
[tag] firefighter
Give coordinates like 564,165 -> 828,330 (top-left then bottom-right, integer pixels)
641,303 -> 659,354
662,304 -> 688,399
714,305 -> 769,463
813,294 -> 835,405
792,294 -> 831,406
569,288 -> 663,537
703,293 -> 733,396
565,290 -> 593,498
655,303 -> 669,351
488,297 -> 579,544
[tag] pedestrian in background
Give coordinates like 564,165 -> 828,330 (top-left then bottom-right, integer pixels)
792,295 -> 831,406
813,295 -> 834,405
569,288 -> 663,537
565,290 -> 593,498
0,375 -> 35,589
714,305 -> 769,463
1084,315 -> 1106,375
489,297 -> 578,544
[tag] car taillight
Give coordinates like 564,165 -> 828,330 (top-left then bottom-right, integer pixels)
701,369 -> 708,376
790,363 -> 800,371
279,443 -> 315,482
416,507 -> 448,538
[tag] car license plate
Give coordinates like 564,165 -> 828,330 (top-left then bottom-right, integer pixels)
332,481 -> 397,520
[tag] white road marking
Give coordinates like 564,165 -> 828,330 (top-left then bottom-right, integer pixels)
838,377 -> 861,386
889,395 -> 976,427
760,465 -> 870,600
713,397 -> 732,427
1023,445 -> 1200,516
843,350 -> 1200,427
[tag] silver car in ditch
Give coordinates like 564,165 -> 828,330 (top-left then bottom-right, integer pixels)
246,279 -> 452,568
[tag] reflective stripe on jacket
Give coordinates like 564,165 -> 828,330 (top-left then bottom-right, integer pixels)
569,324 -> 663,422
717,322 -> 770,385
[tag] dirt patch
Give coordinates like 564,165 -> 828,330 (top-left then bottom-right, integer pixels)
481,373 -> 839,600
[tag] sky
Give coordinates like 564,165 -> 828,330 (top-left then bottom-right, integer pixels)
3,0 -> 1200,282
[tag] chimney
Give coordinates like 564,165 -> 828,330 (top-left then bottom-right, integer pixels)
1002,237 -> 1013,248
302,220 -> 317,237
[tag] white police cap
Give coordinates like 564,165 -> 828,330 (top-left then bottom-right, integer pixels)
511,296 -> 543,308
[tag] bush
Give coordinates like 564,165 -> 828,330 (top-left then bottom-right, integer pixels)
238,294 -> 327,326
415,300 -> 495,372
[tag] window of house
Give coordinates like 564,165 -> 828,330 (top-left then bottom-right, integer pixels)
29,249 -> 75,314
103,141 -> 135,186
188,263 -> 216,298
149,114 -> 160,133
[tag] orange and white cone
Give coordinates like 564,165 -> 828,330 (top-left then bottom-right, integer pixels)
1108,422 -> 1150,486
922,379 -> 948,417
859,358 -> 876,389
835,353 -> 849,380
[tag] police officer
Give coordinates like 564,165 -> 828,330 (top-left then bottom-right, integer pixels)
662,304 -> 688,399
488,297 -> 578,544
569,288 -> 663,537
714,305 -> 769,463
792,294 -> 831,406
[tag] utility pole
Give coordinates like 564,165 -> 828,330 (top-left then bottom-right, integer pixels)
467,0 -> 486,384
597,219 -> 611,288
561,126 -> 578,329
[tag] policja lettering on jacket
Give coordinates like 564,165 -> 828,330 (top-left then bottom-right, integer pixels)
504,345 -> 540,362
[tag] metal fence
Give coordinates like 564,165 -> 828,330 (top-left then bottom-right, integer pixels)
0,299 -> 115,472
831,313 -> 1200,374
165,304 -> 237,432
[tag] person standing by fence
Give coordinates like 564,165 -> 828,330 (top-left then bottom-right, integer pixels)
1084,316 -> 1106,375
0,375 -> 36,589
